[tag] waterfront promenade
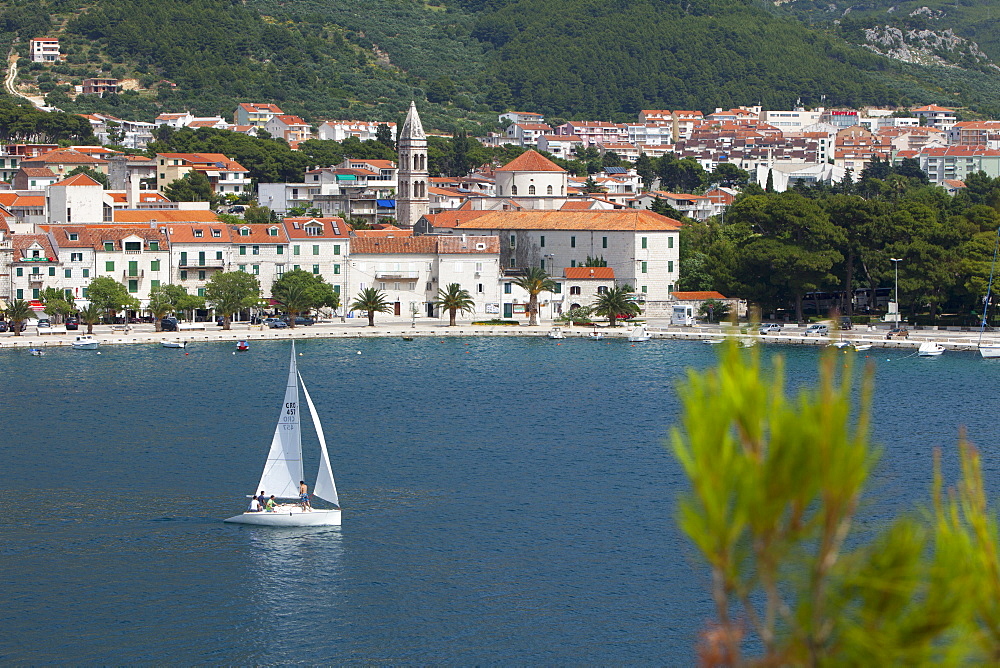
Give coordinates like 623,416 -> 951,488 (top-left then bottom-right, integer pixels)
0,318 -> 992,351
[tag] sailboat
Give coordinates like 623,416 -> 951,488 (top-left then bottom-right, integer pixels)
980,227 -> 1000,359
225,342 -> 341,526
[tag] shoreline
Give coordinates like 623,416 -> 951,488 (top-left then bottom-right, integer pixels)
0,319 -> 989,351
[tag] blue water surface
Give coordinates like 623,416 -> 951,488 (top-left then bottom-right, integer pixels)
0,337 -> 997,663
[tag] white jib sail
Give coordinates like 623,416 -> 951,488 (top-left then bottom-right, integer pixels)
255,345 -> 304,499
299,371 -> 339,507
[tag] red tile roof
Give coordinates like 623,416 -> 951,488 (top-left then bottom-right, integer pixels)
114,210 -> 220,223
51,173 -> 103,187
495,150 -> 566,173
672,291 -> 727,300
564,266 -> 615,279
227,224 -> 289,243
160,223 -> 233,243
351,237 -> 437,254
12,234 -> 56,262
426,210 -> 681,231
282,217 -> 349,239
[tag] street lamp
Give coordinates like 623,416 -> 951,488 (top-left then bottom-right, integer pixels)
890,258 -> 903,324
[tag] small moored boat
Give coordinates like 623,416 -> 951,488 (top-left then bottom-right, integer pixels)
547,327 -> 566,339
161,339 -> 186,349
852,343 -> 872,352
588,331 -> 604,341
918,341 -> 946,357
236,340 -> 249,352
627,325 -> 651,342
28,348 -> 44,356
71,335 -> 99,350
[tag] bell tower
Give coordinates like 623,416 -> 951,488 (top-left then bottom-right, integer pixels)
396,101 -> 429,228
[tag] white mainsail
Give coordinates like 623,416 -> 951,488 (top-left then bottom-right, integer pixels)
255,346 -> 304,499
299,372 -> 339,507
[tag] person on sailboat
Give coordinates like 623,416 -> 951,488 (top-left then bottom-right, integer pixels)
265,495 -> 277,512
257,491 -> 267,508
248,496 -> 262,512
299,481 -> 311,511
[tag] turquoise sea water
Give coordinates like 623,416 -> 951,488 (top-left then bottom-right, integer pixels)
1,337 -> 998,663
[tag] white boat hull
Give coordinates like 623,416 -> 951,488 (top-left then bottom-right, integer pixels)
162,340 -> 186,348
224,506 -> 341,527
980,345 -> 1000,359
72,342 -> 99,350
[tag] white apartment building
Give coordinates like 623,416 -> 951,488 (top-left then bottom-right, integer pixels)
348,235 -> 501,320
282,217 -> 351,301
29,39 -> 60,63
227,223 -> 290,295
317,120 -> 397,142
760,109 -> 822,132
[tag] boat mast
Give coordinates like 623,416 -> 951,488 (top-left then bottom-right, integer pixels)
979,226 -> 1000,347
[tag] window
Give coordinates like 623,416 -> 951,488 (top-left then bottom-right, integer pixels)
547,185 -> 553,195
305,225 -> 321,237
509,235 -> 516,249
504,282 -> 512,294
313,264 -> 320,275
238,264 -> 246,273
64,269 -> 71,278
334,244 -> 341,255
668,261 -> 674,272
528,185 -> 536,195
379,282 -> 386,290
252,245 -> 260,255
15,289 -> 22,299
180,270 -> 188,279
540,235 -> 545,248
276,245 -> 284,255
668,236 -> 674,249
570,260 -> 576,267
151,280 -> 160,288
641,286 -> 647,294
511,185 -> 518,196
334,264 -> 341,275
570,286 -> 581,295
197,288 -> 205,297
69,233 -> 78,241
597,286 -> 608,294
268,227 -> 278,237
124,241 -> 141,252
104,242 -> 114,251
478,283 -> 484,293
540,259 -> 545,270
15,267 -> 22,277
212,229 -> 221,238
276,264 -> 285,277
641,261 -> 647,274
128,280 -> 138,293
82,269 -> 89,278
641,237 -> 647,249
293,245 -> 300,255
64,289 -> 72,299
105,261 -> 115,272
553,282 -> 561,294
71,252 -> 82,261
151,260 -> 160,271
199,270 -> 206,280
128,261 -> 138,277
570,236 -> 576,248
293,265 -> 300,271
48,267 -> 55,276
602,237 -> 608,249
334,285 -> 340,296
393,282 -> 400,290
239,228 -> 250,236
509,258 -> 516,268
253,265 -> 260,276
313,245 -> 320,255
194,230 -> 204,238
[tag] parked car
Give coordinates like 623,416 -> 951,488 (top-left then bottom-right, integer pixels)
37,318 -> 51,328
160,317 -> 179,332
3,320 -> 27,332
760,323 -> 783,334
0,321 -> 7,332
804,323 -> 829,336
267,319 -> 288,329
839,317 -> 854,330
65,317 -> 79,331
282,315 -> 315,326
886,327 -> 909,340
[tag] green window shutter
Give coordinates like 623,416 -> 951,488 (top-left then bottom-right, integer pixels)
151,280 -> 160,288
15,267 -> 22,276
127,280 -> 138,293
570,236 -> 576,248
334,264 -> 341,275
32,288 -> 39,299
668,261 -> 674,272
83,269 -> 89,278
180,251 -> 187,266
151,260 -> 160,271
504,282 -> 512,294
104,242 -> 114,251
668,236 -> 674,249
180,270 -> 187,279
197,288 -> 205,297
293,245 -> 300,255
313,264 -> 319,274
149,242 -> 159,251
641,285 -> 647,294
553,282 -> 561,294
641,237 -> 647,249
216,251 -> 223,259
540,235 -> 545,248
333,284 -> 340,295
276,245 -> 284,255
334,245 -> 341,255
48,266 -> 55,276
128,261 -> 138,277
641,261 -> 647,274
239,246 -> 246,255
198,271 -> 206,280
15,289 -> 22,299
198,251 -> 205,265
313,245 -> 319,255
106,261 -> 115,272
64,269 -> 71,278
602,237 -> 608,249
81,288 -> 88,298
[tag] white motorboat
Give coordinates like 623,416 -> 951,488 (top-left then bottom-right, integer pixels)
627,325 -> 651,342
852,343 -> 873,352
547,327 -> 566,339
831,341 -> 850,348
739,337 -> 757,348
588,331 -> 604,341
918,341 -> 946,356
225,342 -> 341,527
979,342 -> 1000,359
71,335 -> 99,350
161,339 -> 186,349
28,348 -> 44,356
704,338 -> 724,345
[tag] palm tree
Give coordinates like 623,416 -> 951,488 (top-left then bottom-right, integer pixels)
433,283 -> 475,326
592,285 -> 641,328
350,287 -> 392,327
80,303 -> 102,335
513,267 -> 557,326
4,299 -> 33,337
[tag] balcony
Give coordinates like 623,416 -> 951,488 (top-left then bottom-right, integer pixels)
122,270 -> 144,279
375,271 -> 419,280
179,258 -> 225,268
28,274 -> 44,285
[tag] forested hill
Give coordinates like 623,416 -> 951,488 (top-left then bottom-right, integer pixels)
5,0 -> 1000,127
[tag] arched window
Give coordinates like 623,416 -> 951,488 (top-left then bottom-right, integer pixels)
511,185 -> 518,196
528,185 -> 536,195
400,181 -> 408,197
547,185 -> 553,195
